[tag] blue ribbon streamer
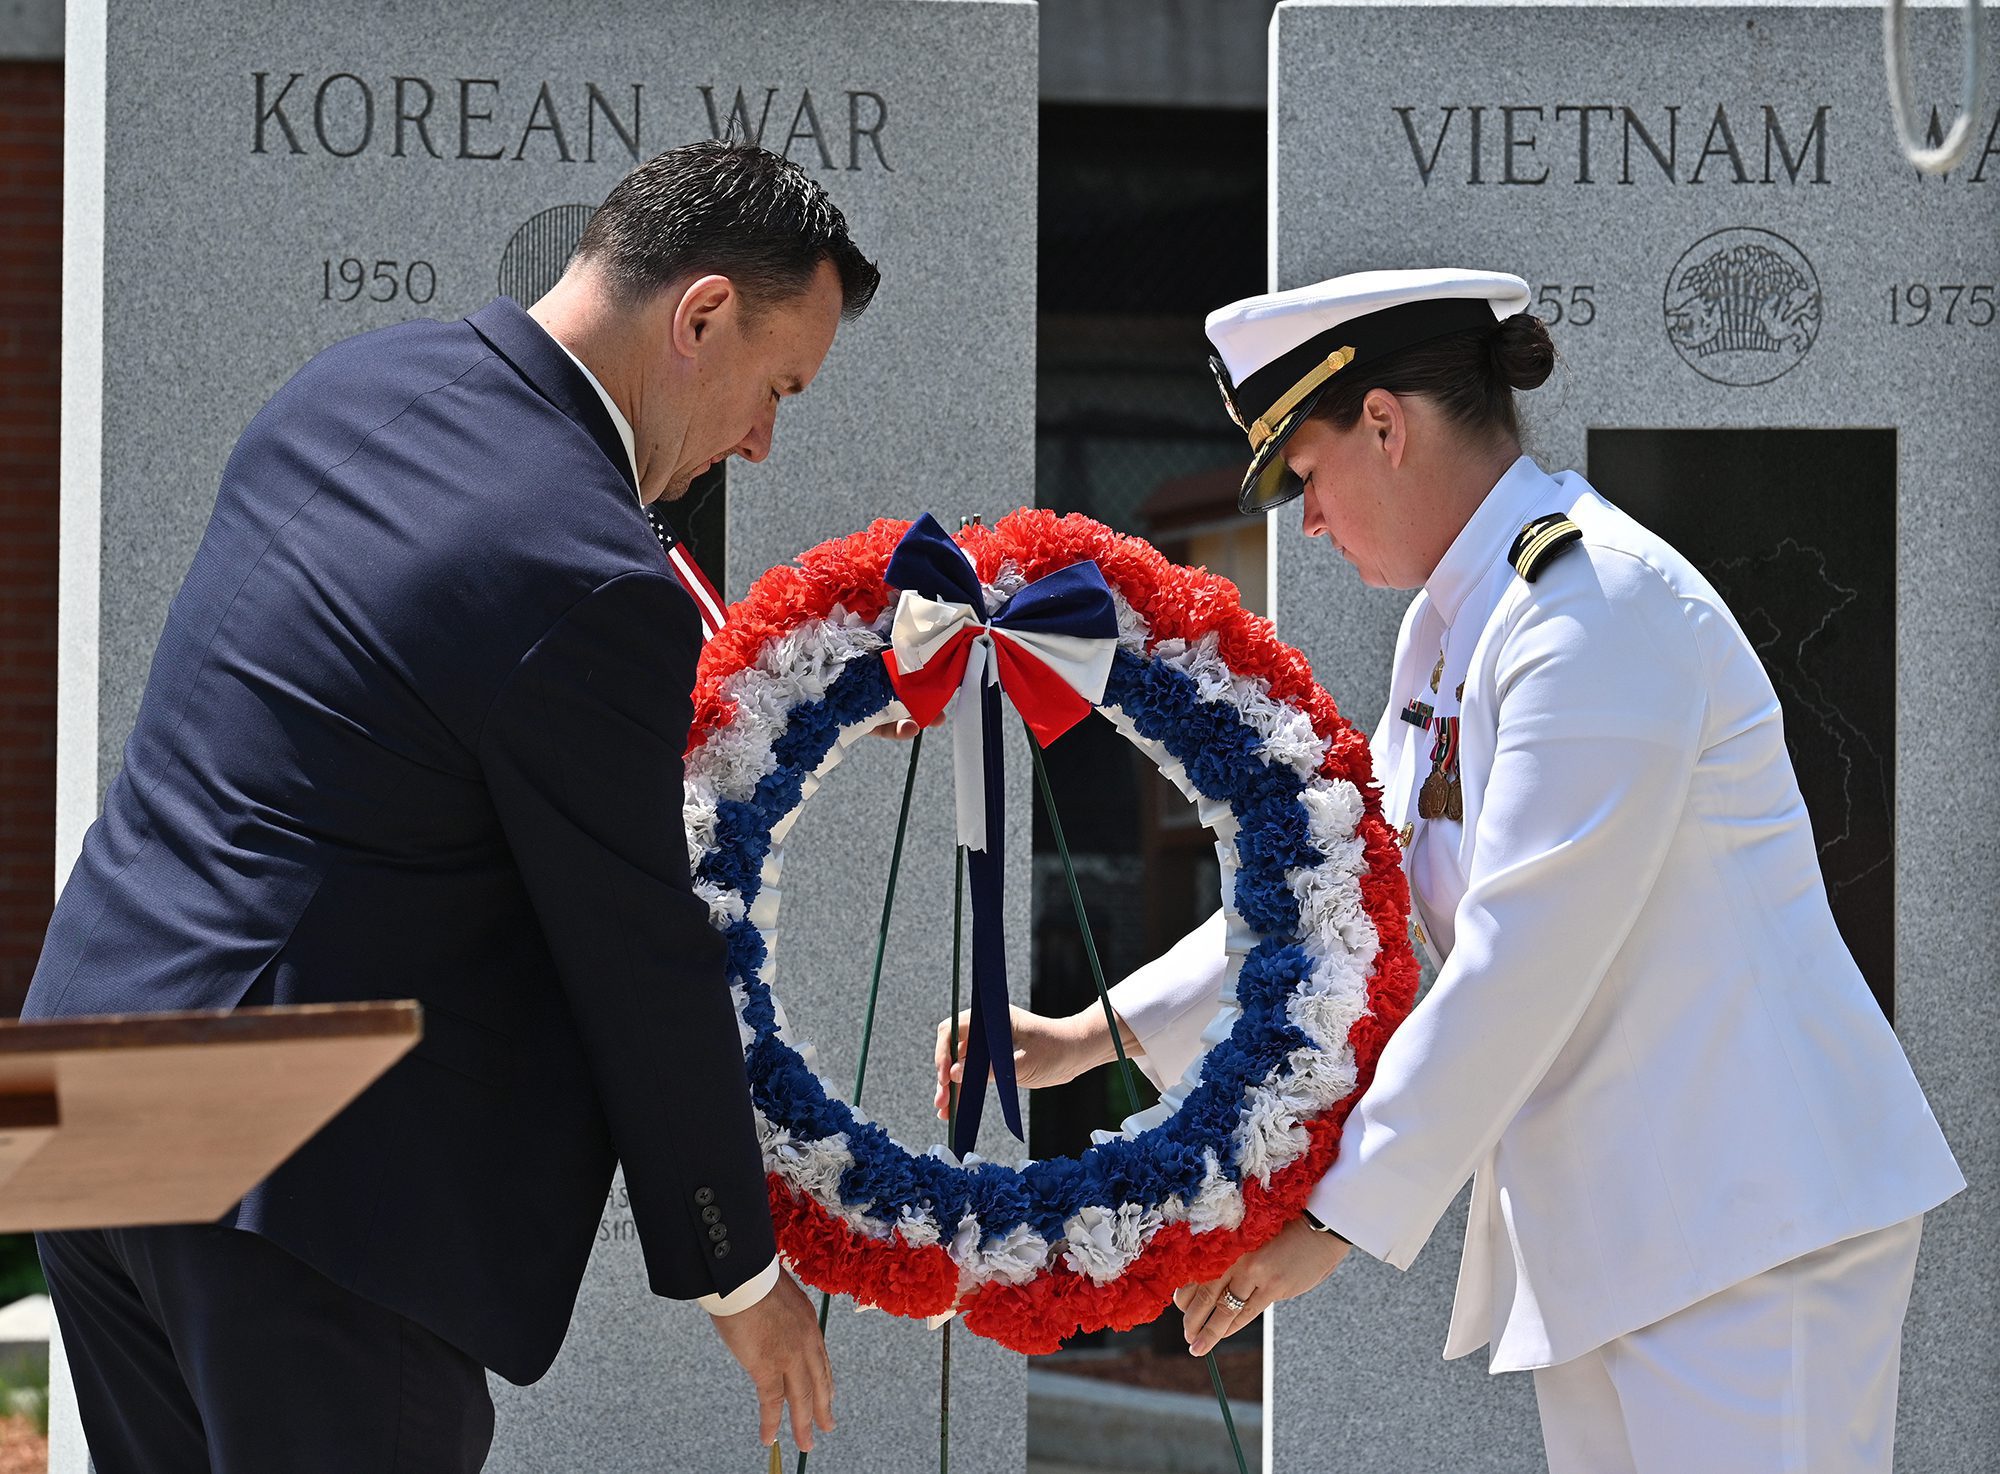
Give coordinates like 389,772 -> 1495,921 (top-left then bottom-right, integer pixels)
883,516 -> 1024,1158
957,674 -> 1015,1158
884,515 -> 1121,1158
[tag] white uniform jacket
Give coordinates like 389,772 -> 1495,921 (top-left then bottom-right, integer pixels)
1111,457 -> 1963,1372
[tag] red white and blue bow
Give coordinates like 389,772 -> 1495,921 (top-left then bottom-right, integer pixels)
883,514 -> 1120,1156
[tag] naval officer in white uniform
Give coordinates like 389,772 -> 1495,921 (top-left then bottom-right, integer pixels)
936,269 -> 1964,1472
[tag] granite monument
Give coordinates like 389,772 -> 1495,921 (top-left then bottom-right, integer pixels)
1265,2 -> 1997,1469
56,1 -> 1037,1469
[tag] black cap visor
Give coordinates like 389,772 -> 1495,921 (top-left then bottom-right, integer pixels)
1224,296 -> 1500,515
1236,388 -> 1328,514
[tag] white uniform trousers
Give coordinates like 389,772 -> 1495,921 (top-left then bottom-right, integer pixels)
1532,1215 -> 1923,1474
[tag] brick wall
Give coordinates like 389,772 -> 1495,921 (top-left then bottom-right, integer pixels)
0,61 -> 63,1017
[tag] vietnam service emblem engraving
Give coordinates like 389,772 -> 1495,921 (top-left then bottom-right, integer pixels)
1664,227 -> 1822,387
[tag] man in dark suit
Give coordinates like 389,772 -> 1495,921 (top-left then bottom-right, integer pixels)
26,140 -> 877,1472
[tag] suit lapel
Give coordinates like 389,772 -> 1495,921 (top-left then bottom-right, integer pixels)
466,297 -> 639,500
468,297 -> 734,636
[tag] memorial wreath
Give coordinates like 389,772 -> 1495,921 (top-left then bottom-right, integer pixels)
682,510 -> 1418,1355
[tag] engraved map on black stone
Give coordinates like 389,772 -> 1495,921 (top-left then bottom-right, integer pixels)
1702,539 -> 1888,910
1590,429 -> 1896,1020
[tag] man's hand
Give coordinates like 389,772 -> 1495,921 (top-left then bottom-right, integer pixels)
933,1005 -> 1118,1120
1174,1216 -> 1351,1356
709,1269 -> 836,1453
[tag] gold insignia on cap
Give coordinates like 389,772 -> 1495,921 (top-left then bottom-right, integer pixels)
1247,345 -> 1357,451
1508,515 -> 1583,582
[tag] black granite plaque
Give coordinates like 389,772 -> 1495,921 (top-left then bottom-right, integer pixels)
1588,429 -> 1896,1021
648,466 -> 728,590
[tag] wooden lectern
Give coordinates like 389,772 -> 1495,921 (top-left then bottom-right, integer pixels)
0,1003 -> 420,1233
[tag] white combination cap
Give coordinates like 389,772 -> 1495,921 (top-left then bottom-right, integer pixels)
1205,268 -> 1531,513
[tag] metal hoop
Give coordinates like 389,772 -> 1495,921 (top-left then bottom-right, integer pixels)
1884,0 -> 1987,175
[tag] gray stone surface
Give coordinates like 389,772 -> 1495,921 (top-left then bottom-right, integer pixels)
0,0 -> 61,59
1269,1 -> 1998,1469
0,1293 -> 51,1383
57,1 -> 1036,1470
1268,1192 -> 1545,1471
1040,0 -> 1275,109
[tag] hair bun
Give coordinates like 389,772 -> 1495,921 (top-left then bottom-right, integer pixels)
1489,312 -> 1556,392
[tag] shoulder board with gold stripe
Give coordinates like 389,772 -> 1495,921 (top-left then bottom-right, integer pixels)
1508,515 -> 1583,583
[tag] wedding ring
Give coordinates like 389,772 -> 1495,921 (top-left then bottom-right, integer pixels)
1221,1290 -> 1248,1313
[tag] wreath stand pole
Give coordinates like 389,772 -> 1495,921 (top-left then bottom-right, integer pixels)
940,845 -> 966,1474
851,728 -> 928,1106
1026,728 -> 1252,1474
795,730 -> 927,1474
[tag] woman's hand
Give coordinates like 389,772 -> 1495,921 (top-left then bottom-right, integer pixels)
1173,1216 -> 1352,1356
869,704 -> 946,740
932,1005 -> 1122,1120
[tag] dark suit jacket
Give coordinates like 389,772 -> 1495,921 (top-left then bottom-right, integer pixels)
25,298 -> 774,1385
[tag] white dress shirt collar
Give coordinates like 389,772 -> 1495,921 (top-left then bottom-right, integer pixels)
1424,454 -> 1548,626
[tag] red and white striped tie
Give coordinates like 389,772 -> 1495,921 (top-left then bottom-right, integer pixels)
665,540 -> 727,641
644,508 -> 727,641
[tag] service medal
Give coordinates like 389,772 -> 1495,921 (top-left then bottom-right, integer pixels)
1419,714 -> 1462,823
1418,770 -> 1448,820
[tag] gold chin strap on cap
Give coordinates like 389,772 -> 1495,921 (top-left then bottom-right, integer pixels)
1248,345 -> 1357,451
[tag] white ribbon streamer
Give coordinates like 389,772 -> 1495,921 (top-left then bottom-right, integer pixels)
952,632 -> 996,852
